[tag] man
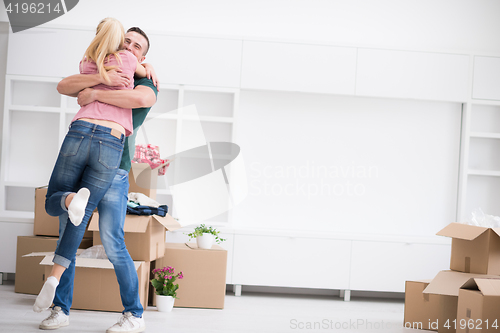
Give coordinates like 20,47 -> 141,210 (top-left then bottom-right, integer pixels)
40,27 -> 158,333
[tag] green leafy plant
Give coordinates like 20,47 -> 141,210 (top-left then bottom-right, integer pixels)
186,224 -> 226,244
151,266 -> 183,298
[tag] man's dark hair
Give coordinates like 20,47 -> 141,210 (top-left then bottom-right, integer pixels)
127,27 -> 150,56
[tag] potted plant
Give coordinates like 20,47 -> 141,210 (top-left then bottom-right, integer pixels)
150,266 -> 184,312
186,224 -> 226,249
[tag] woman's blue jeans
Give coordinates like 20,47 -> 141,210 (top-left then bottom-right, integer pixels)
45,120 -> 125,268
53,169 -> 143,317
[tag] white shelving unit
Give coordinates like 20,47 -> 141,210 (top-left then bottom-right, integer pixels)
0,75 -> 70,221
0,75 -> 239,227
456,57 -> 500,220
458,100 -> 500,219
135,84 -> 238,227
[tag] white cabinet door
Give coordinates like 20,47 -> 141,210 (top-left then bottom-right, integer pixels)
232,234 -> 351,289
349,240 -> 450,292
241,41 -> 357,95
7,28 -> 94,77
0,221 -> 35,273
146,36 -> 242,88
472,56 -> 500,100
217,233 -> 234,284
356,49 -> 469,102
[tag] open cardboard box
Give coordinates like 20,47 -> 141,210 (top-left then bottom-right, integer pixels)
15,236 -> 92,295
422,270 -> 499,333
100,161 -> 182,261
153,243 -> 227,309
25,252 -> 149,313
129,163 -> 159,200
437,223 -> 500,275
89,212 -> 181,262
457,278 -> 500,333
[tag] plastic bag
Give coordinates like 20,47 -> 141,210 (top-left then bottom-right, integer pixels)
466,208 -> 500,228
78,245 -> 108,259
128,192 -> 161,208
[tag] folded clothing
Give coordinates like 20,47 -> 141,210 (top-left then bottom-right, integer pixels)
127,204 -> 168,217
127,201 -> 139,208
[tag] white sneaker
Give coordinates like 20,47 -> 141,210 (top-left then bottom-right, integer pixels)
39,306 -> 69,330
106,312 -> 145,333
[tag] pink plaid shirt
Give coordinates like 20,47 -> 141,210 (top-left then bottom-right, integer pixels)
72,50 -> 136,136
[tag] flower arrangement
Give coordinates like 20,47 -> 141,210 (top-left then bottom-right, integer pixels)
150,266 -> 184,298
186,223 -> 226,244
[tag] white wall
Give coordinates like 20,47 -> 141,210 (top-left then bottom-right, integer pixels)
0,22 -> 8,173
0,5 -> 6,23
1,0 -> 500,55
233,91 -> 462,237
0,222 -> 34,272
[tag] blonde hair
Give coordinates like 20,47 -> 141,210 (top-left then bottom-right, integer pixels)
82,18 -> 125,83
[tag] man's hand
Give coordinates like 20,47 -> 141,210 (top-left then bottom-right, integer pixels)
142,63 -> 160,90
77,88 -> 96,107
106,68 -> 131,87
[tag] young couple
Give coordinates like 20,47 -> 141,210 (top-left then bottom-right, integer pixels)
34,18 -> 158,333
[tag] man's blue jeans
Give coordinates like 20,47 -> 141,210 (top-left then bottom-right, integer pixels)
45,120 -> 125,268
53,169 -> 143,317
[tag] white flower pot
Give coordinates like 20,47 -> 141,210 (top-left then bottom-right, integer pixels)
196,233 -> 214,249
156,295 -> 175,312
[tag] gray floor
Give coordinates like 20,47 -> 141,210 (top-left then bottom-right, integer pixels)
0,281 -> 425,333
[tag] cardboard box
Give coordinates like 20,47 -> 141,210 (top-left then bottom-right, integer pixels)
15,236 -> 92,294
404,280 -> 440,331
457,278 -> 500,333
89,213 -> 181,262
38,254 -> 149,313
154,243 -> 227,309
437,223 -> 500,275
423,271 -> 499,333
129,163 -> 158,200
34,186 -> 92,238
34,186 -> 61,237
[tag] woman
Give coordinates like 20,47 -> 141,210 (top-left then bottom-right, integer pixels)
34,17 -> 146,313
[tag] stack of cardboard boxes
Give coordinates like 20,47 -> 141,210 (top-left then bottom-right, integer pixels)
15,187 -> 93,295
404,223 -> 500,333
16,164 -> 229,312
16,165 -> 181,312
